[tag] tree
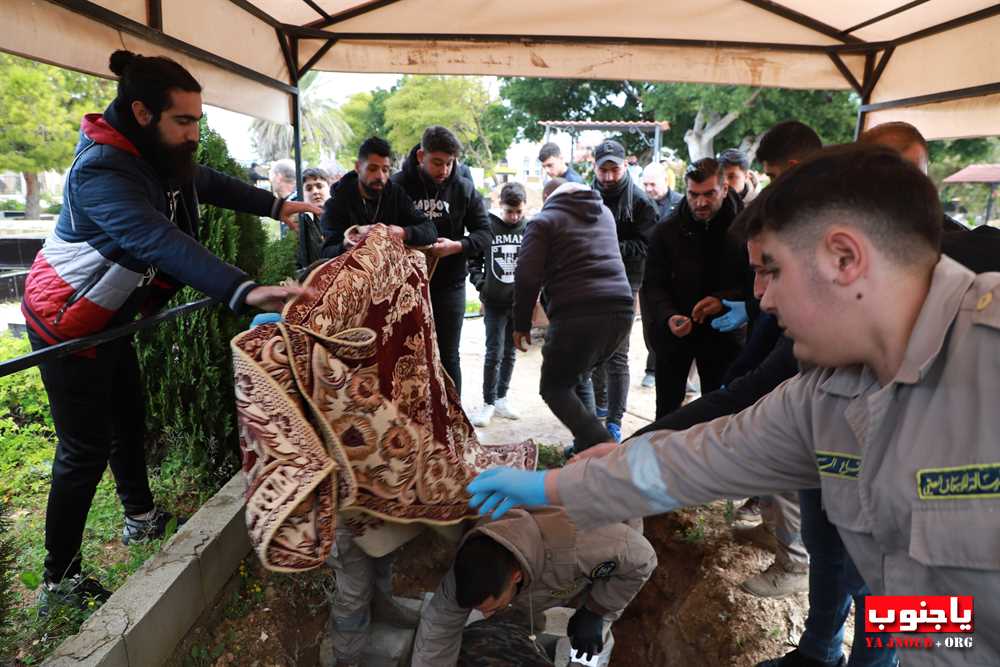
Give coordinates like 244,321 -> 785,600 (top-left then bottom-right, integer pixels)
383,75 -> 515,169
0,54 -> 114,218
250,71 -> 352,165
499,77 -> 858,163
339,88 -> 392,166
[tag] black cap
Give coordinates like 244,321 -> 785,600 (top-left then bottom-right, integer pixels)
594,139 -> 626,166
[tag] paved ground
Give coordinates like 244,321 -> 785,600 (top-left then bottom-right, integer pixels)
456,312 -> 669,449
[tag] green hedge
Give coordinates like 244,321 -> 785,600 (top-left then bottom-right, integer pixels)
135,119 -> 268,489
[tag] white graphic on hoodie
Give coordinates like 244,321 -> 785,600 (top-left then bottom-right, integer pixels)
490,232 -> 522,284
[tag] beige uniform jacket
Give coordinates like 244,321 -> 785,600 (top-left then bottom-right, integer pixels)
558,257 -> 999,666
411,507 -> 656,667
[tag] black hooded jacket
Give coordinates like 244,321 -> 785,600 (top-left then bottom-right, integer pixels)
640,191 -> 746,335
513,184 -> 634,331
318,170 -> 436,259
594,172 -> 659,288
391,145 -> 491,288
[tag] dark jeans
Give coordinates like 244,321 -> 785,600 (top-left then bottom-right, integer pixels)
642,314 -> 656,375
482,303 -> 516,404
652,326 -> 743,419
587,317 -> 634,425
28,329 -> 154,582
431,283 -> 466,395
798,489 -> 897,667
540,311 -> 632,451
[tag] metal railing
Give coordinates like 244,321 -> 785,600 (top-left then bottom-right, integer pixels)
0,298 -> 213,377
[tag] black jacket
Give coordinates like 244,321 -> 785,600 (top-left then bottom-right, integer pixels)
296,212 -> 325,271
595,174 -> 659,288
318,170 -> 436,259
563,166 -> 586,184
468,212 -> 527,308
630,218 -> 1000,440
654,190 -> 684,223
513,184 -> 633,331
641,191 -> 746,334
391,145 -> 491,288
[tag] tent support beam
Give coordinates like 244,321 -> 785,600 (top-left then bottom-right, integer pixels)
301,0 -> 331,21
859,81 -> 1000,113
739,0 -> 863,44
224,0 -> 281,29
853,47 -> 895,139
893,4 -> 1000,47
306,0 -> 404,29
842,0 -> 930,36
828,53 -> 863,96
145,0 -> 161,30
298,39 -> 338,78
286,26 -> 861,55
46,0 -> 296,94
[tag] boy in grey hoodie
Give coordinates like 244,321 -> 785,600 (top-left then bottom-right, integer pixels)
513,178 -> 634,451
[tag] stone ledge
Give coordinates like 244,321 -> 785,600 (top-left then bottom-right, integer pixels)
44,473 -> 250,667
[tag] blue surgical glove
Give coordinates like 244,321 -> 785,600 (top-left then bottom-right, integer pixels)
467,467 -> 548,520
249,313 -> 282,329
710,299 -> 748,332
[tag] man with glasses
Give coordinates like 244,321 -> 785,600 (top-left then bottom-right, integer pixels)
640,157 -> 746,418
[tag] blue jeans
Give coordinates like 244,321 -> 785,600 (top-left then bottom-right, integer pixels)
798,489 -> 897,667
482,303 -> 516,404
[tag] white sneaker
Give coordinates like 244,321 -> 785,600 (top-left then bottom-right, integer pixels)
472,404 -> 495,426
494,397 -> 520,420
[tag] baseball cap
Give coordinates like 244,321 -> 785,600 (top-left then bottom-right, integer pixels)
594,140 -> 626,167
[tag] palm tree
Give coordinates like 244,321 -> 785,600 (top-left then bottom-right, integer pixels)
250,71 -> 352,163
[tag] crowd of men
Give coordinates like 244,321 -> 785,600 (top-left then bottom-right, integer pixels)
20,48 -> 999,667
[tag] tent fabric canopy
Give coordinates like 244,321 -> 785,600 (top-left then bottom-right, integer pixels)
2,0 -> 999,139
944,165 -> 1000,184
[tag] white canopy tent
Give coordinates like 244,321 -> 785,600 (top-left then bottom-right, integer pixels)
4,0 -> 999,164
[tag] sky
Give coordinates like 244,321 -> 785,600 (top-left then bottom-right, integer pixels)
205,72 -> 402,164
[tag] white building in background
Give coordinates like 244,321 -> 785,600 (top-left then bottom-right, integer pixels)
503,131 -> 606,189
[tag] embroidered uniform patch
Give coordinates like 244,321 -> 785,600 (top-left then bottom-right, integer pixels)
590,561 -> 617,579
816,451 -> 862,479
917,464 -> 1000,500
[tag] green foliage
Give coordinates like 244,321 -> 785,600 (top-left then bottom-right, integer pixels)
340,88 -> 392,165
0,199 -> 25,211
0,499 -> 16,654
535,443 -> 567,470
135,118 -> 266,489
258,230 -> 300,286
930,137 -> 1000,223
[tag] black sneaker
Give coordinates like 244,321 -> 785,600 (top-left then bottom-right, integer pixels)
755,649 -> 846,667
37,574 -> 112,616
122,508 -> 185,545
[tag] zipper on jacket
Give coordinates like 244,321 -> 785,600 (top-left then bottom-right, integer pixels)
53,263 -> 113,325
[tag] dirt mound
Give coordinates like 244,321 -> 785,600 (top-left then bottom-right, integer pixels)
611,503 -> 810,667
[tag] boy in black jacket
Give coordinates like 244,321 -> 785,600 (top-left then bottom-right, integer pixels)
391,126 -> 491,394
319,137 -> 436,260
468,182 -> 529,426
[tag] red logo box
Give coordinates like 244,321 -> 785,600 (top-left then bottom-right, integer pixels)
864,596 -> 974,633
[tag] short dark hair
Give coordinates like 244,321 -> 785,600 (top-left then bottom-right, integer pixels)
685,158 -> 723,185
859,122 -> 928,154
756,121 -> 822,166
302,167 -> 331,183
741,144 -> 942,266
543,177 -> 567,199
500,182 -> 527,207
538,142 -> 562,162
453,536 -> 520,609
718,149 -> 750,171
109,50 -> 201,119
421,126 -> 462,156
358,136 -> 392,162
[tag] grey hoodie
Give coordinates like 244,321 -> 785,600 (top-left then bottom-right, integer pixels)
513,183 -> 634,331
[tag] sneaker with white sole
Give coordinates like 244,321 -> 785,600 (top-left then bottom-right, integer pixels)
641,372 -> 655,388
733,522 -> 778,553
123,508 -> 184,545
37,574 -> 112,616
472,404 -> 495,427
493,397 -> 520,420
740,561 -> 809,598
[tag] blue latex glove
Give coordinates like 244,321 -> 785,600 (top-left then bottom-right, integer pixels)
249,313 -> 282,329
467,467 -> 548,520
710,299 -> 748,332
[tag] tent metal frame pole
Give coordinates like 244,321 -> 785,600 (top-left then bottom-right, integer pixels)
306,0 -> 404,28
224,0 -> 281,28
297,38 -> 338,78
145,0 -> 162,30
301,0 -> 331,21
859,81 -> 1000,113
46,0 -> 297,94
841,0 -> 930,36
739,0 -> 863,44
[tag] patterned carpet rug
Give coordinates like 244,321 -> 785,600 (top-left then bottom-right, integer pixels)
231,225 -> 538,572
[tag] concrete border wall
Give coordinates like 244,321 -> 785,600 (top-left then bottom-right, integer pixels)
44,474 -> 250,667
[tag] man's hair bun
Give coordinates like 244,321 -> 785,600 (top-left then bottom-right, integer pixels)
109,50 -> 137,77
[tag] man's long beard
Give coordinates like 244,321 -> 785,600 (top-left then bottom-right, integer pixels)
140,123 -> 198,185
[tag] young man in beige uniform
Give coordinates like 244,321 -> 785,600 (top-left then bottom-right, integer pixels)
469,144 -> 1000,666
411,507 -> 656,666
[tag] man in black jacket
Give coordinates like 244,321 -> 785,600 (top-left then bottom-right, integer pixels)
514,178 -> 634,451
319,136 -> 436,260
469,182 -> 529,427
538,142 -> 585,184
641,157 -> 746,419
392,126 -> 491,394
296,167 -> 333,273
589,140 -> 659,441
